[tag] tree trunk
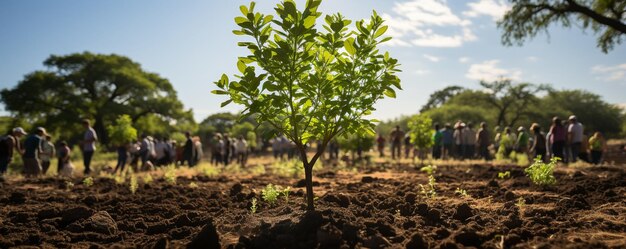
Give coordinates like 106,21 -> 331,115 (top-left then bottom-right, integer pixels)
94,115 -> 108,145
303,160 -> 315,211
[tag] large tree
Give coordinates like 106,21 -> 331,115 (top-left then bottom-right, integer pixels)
478,79 -> 550,127
214,0 -> 401,210
0,52 -> 194,144
499,0 -> 626,53
420,85 -> 465,112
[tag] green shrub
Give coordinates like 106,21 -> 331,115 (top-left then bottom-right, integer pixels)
261,184 -> 281,206
524,156 -> 558,185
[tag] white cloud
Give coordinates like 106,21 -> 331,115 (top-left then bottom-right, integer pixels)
526,56 -> 539,62
463,0 -> 510,21
415,69 -> 430,75
423,54 -> 441,62
382,0 -> 477,48
459,57 -> 470,63
591,64 -> 626,81
466,60 -> 522,82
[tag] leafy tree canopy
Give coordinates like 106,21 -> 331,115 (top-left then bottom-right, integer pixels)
499,0 -> 626,53
0,52 -> 194,145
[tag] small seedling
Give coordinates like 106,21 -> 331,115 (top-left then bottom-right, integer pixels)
525,156 -> 559,186
498,171 -> 511,179
419,175 -> 437,199
420,165 -> 437,175
261,184 -> 280,206
82,177 -> 94,187
189,182 -> 198,188
455,188 -> 469,198
129,175 -> 138,194
250,197 -> 257,214
65,181 -> 74,190
515,197 -> 526,209
282,186 -> 291,203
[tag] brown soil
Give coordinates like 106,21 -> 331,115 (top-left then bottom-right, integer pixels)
1,162 -> 625,249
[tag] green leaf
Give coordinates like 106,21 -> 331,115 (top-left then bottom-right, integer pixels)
239,5 -> 248,15
374,25 -> 388,38
303,15 -> 316,29
232,30 -> 246,35
221,99 -> 233,107
384,89 -> 396,98
211,90 -> 229,95
344,38 -> 356,56
237,60 -> 246,73
217,74 -> 229,88
235,17 -> 248,25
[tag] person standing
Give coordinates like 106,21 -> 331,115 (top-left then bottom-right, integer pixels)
235,135 -> 248,167
549,117 -> 566,160
222,133 -> 232,165
567,115 -> 584,163
464,123 -> 476,159
183,131 -> 194,166
404,134 -> 412,159
432,124 -> 443,160
113,141 -> 129,174
441,123 -> 454,160
390,126 -> 404,160
40,135 -> 55,175
376,135 -> 386,158
0,127 -> 27,176
81,119 -> 98,175
57,141 -> 73,177
493,126 -> 502,154
476,122 -> 490,160
453,122 -> 465,159
530,124 -> 547,162
516,126 -> 530,155
23,127 -> 46,177
589,132 -> 606,165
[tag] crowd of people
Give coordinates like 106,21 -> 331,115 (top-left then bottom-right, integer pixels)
0,120 -> 97,178
0,114 -> 616,179
374,115 -> 609,165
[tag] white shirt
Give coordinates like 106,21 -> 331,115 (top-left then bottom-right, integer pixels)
568,122 -> 584,143
84,127 -> 97,151
235,140 -> 248,153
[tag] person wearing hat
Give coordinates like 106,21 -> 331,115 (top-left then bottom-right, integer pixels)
516,126 -> 530,154
530,124 -> 547,162
22,127 -> 47,177
567,115 -> 584,163
40,135 -> 55,175
0,127 -> 27,176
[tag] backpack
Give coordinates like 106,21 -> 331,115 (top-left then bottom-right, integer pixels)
0,135 -> 13,157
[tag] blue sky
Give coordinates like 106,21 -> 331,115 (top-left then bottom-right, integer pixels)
1,0 -> 625,122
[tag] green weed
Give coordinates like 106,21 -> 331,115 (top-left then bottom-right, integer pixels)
420,165 -> 437,175
250,197 -> 257,214
282,186 -> 291,203
82,177 -> 94,187
497,171 -> 511,179
455,188 -> 469,198
525,156 -> 558,186
419,175 -> 437,199
261,183 -> 281,206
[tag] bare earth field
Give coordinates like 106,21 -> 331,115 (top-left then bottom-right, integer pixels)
1,160 -> 625,249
